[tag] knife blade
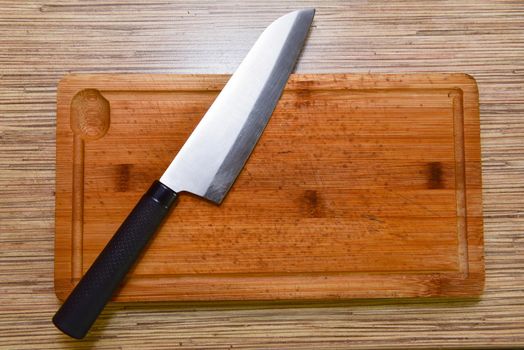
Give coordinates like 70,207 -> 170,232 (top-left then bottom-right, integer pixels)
53,8 -> 315,339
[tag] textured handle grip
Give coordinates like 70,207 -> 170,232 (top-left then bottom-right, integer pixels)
53,180 -> 177,339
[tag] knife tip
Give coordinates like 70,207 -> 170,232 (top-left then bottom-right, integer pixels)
298,8 -> 315,21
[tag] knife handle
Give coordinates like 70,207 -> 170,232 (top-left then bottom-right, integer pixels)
53,180 -> 178,339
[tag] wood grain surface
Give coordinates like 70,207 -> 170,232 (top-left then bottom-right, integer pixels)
55,73 -> 484,302
1,1 -> 523,348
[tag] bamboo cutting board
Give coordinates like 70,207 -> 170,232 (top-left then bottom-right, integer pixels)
55,73 -> 484,302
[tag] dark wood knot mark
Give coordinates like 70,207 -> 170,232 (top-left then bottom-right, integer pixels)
427,162 -> 444,189
70,89 -> 110,141
115,164 -> 132,192
302,189 -> 324,218
363,214 -> 384,224
295,89 -> 312,109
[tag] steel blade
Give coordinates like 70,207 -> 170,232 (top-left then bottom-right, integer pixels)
160,9 -> 315,203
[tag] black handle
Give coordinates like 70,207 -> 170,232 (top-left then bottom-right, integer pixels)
53,180 -> 178,339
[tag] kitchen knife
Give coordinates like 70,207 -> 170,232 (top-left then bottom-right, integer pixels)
53,8 -> 315,339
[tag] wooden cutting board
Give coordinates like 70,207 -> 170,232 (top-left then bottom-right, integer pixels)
55,73 -> 484,302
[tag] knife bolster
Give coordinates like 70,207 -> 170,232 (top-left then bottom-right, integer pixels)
149,180 -> 178,209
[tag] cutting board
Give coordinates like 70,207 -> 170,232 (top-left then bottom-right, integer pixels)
55,73 -> 484,302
